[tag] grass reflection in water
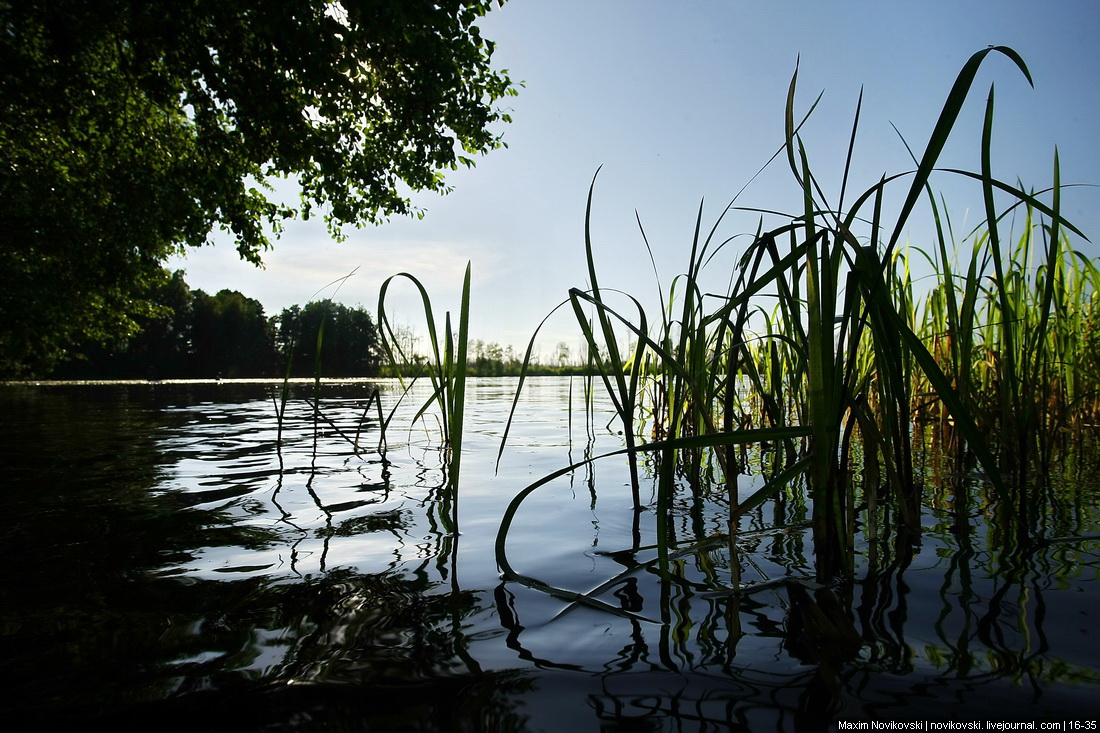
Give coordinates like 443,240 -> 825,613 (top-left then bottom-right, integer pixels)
5,378 -> 1097,730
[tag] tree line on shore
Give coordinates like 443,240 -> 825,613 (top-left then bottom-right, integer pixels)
50,270 -> 380,379
46,270 -> 586,380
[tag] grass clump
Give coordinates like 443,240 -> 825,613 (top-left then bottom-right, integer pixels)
497,46 -> 1096,593
377,263 -> 471,504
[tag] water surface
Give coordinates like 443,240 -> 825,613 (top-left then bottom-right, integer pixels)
2,378 -> 1098,730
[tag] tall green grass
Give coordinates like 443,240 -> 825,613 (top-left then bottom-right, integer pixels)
377,263 -> 471,507
497,47 -> 1095,593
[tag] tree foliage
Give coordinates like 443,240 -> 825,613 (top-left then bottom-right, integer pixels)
52,270 -> 381,379
0,0 -> 516,376
276,300 -> 380,377
191,290 -> 275,378
51,270 -> 195,379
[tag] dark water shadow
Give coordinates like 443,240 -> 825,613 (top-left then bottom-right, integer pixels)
0,384 -> 535,730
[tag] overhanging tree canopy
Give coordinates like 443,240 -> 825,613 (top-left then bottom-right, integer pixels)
0,0 -> 517,375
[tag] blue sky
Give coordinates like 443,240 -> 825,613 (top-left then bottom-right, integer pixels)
167,1 -> 1100,360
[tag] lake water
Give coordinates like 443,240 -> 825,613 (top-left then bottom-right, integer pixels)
2,377 -> 1099,730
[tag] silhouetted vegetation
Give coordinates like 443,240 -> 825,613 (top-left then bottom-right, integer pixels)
191,290 -> 275,379
0,0 -> 517,376
50,271 -> 380,379
275,300 -> 381,378
44,270 -> 582,380
377,342 -> 597,379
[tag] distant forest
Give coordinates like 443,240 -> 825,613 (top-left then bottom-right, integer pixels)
48,271 -> 582,380
51,270 -> 379,379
